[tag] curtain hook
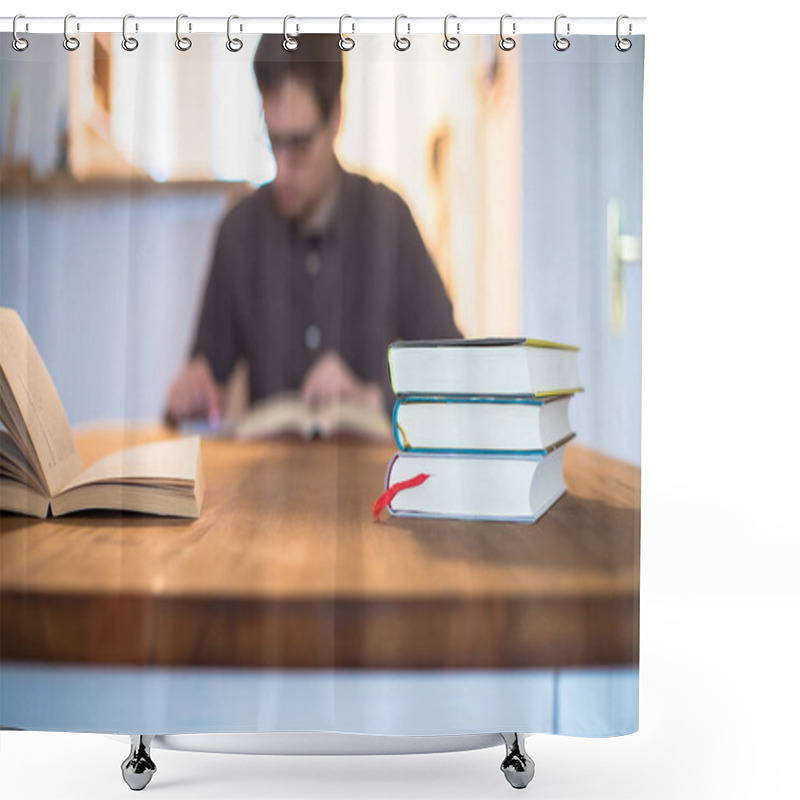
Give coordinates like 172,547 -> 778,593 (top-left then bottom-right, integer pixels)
226,15 -> 243,52
616,15 -> 632,52
283,15 -> 298,51
12,14 -> 29,52
175,14 -> 192,51
443,14 -> 460,51
394,15 -> 411,51
554,14 -> 570,51
63,14 -> 80,51
499,14 -> 516,51
121,14 -> 139,51
339,14 -> 355,51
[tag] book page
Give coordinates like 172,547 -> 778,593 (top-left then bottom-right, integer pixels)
0,308 -> 82,495
60,436 -> 201,491
0,477 -> 50,518
235,391 -> 392,441
317,399 -> 393,442
0,428 -> 31,471
236,391 -> 311,439
0,429 -> 46,490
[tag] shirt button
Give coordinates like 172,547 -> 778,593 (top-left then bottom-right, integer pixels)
305,324 -> 321,351
306,251 -> 321,276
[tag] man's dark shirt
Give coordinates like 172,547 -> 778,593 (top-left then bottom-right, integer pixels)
191,163 -> 462,413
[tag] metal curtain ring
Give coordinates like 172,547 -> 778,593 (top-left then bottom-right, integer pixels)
339,14 -> 355,51
122,14 -> 138,51
394,15 -> 410,51
12,14 -> 29,52
554,14 -> 570,51
616,15 -> 632,51
63,14 -> 80,51
499,14 -> 515,51
443,14 -> 460,51
226,15 -> 243,52
283,15 -> 298,51
175,14 -> 192,51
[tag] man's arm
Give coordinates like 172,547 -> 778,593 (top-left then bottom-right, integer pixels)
165,355 -> 222,425
190,213 -> 242,384
165,212 -> 242,424
394,196 -> 462,342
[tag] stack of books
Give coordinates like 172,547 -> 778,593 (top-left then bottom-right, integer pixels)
377,338 -> 582,523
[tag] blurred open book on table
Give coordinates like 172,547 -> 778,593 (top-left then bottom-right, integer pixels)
235,391 -> 393,443
0,307 -> 203,519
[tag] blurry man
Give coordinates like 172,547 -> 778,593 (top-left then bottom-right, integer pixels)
166,34 -> 461,423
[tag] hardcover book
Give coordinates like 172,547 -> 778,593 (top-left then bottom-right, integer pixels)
388,337 -> 583,397
383,443 -> 568,523
393,395 -> 574,454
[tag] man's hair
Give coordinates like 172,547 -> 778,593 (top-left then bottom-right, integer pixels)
253,34 -> 343,121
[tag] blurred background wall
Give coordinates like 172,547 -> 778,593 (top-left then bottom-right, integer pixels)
0,33 -> 641,464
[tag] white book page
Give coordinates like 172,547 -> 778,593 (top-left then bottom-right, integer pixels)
61,437 -> 200,492
0,308 -> 82,495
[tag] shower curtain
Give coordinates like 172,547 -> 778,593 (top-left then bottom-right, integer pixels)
0,14 -> 643,780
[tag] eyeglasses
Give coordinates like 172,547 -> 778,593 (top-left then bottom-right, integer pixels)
268,120 -> 326,161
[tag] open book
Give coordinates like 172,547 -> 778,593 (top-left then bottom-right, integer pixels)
0,308 -> 204,519
236,390 -> 393,442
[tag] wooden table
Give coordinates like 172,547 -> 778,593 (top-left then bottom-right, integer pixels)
0,427 -> 640,670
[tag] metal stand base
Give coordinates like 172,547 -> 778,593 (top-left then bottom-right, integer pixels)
121,735 -> 157,791
118,731 -> 532,790
500,732 -> 535,789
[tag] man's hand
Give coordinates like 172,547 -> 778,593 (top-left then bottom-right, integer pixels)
300,351 -> 383,411
166,355 -> 222,424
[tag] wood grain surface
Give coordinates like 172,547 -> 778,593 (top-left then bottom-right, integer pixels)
1,426 -> 640,669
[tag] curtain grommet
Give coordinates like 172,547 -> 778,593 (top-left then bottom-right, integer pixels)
443,14 -> 460,51
615,15 -> 632,51
63,14 -> 80,51
394,15 -> 411,52
226,15 -> 243,52
554,15 -> 571,51
339,14 -> 355,51
499,14 -> 515,51
121,14 -> 139,52
12,14 -> 29,52
175,14 -> 192,52
283,15 -> 299,51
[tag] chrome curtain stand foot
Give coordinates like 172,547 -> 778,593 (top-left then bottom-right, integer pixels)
121,735 -> 157,791
500,732 -> 535,789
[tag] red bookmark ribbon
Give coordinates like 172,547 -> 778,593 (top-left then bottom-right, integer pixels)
372,473 -> 430,522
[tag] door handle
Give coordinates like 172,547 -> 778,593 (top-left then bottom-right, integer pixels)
607,198 -> 642,334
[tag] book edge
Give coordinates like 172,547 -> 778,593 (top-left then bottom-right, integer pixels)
50,436 -> 203,518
